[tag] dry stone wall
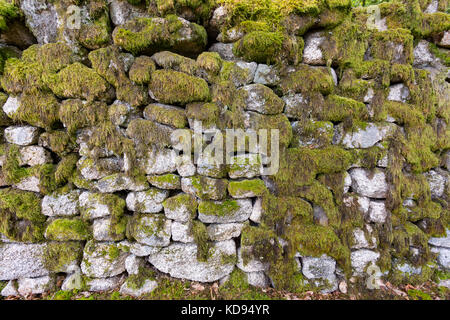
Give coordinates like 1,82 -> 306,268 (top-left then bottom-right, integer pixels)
0,0 -> 449,297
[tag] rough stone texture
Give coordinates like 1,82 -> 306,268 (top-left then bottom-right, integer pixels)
181,176 -> 228,200
303,32 -> 326,65
125,255 -> 144,275
301,255 -> 336,279
236,247 -> 269,273
209,42 -> 235,60
81,241 -> 129,278
1,280 -> 19,297
351,227 -> 377,250
228,154 -> 261,179
334,123 -> 396,149
0,243 -> 79,280
431,247 -> 450,271
207,223 -> 244,241
20,0 -> 58,44
2,96 -> 20,117
351,249 -> 380,275
253,64 -> 280,86
96,173 -> 149,193
142,148 -> 178,175
349,168 -> 388,199
87,276 -> 124,292
93,217 -> 125,241
429,230 -> 450,248
42,190 -> 80,217
17,276 -> 54,296
79,192 -> 116,219
130,214 -> 172,247
387,83 -> 410,102
249,198 -> 262,223
4,126 -> 39,146
148,240 -> 236,282
126,189 -> 169,213
198,199 -> 253,223
109,0 -> 148,26
171,221 -> 194,243
368,200 -> 388,223
246,271 -> 270,288
19,146 -> 51,166
78,157 -> 122,181
425,169 -> 447,198
413,40 -> 436,67
120,278 -> 158,297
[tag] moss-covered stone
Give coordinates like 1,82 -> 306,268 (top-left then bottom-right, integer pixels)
9,88 -> 60,130
78,14 -> 111,50
151,51 -> 198,75
147,173 -> 181,189
185,102 -> 219,128
228,179 -> 268,198
44,62 -> 115,102
59,99 -> 109,134
129,55 -> 156,84
149,70 -> 210,105
278,64 -> 334,95
316,94 -> 368,122
126,118 -> 173,148
45,218 -> 92,241
144,103 -> 187,129
0,188 -> 45,242
112,16 -> 207,56
233,31 -> 284,64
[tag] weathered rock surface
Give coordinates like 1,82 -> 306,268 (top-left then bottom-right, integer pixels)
148,240 -> 236,282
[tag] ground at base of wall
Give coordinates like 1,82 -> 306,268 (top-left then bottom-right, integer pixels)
1,275 -> 448,301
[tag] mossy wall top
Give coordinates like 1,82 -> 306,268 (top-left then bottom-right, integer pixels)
0,0 -> 449,297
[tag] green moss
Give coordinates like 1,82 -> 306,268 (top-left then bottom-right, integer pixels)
278,64 -> 334,95
112,17 -> 207,56
149,70 -> 210,105
228,179 -> 268,197
198,199 -> 240,217
45,218 -> 92,241
191,220 -> 210,261
54,154 -> 78,185
317,94 -> 368,122
0,43 -> 80,94
125,267 -> 156,291
78,14 -> 111,50
2,143 -> 29,184
126,118 -> 173,148
269,147 -> 353,199
152,51 -> 198,75
147,174 -> 181,189
219,269 -> 272,299
144,103 -> 187,128
0,187 -> 45,241
185,102 -> 219,127
233,31 -> 284,64
129,55 -> 156,84
429,42 -> 450,67
163,193 -> 198,218
196,51 -> 223,74
369,28 -> 414,64
43,242 -> 84,272
44,62 -> 114,102
384,101 -> 425,127
11,88 -> 60,130
0,1 -> 20,31
408,289 -> 432,300
39,131 -> 74,156
291,120 -> 334,148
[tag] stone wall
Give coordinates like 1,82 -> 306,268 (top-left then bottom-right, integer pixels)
0,0 -> 448,297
